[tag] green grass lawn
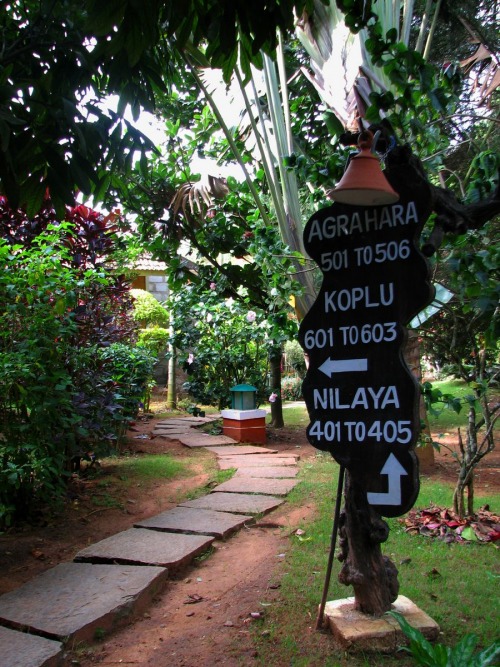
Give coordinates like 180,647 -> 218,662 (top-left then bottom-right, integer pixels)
258,394 -> 498,665
249,454 -> 499,666
424,378 -> 479,431
274,404 -> 310,427
117,453 -> 188,480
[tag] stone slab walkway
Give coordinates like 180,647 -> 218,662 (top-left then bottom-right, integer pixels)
180,491 -> 284,514
213,477 -> 299,496
0,625 -> 62,667
177,433 -> 237,447
234,465 -> 298,478
218,454 -> 299,468
156,417 -> 216,425
0,415 -> 300,665
135,507 -> 253,538
205,445 -> 278,455
74,528 -> 214,571
0,562 -> 167,643
153,427 -> 193,435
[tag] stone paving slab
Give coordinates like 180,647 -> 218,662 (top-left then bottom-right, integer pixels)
234,466 -> 298,478
204,445 -> 278,455
75,528 -> 214,571
152,429 -> 193,437
218,455 -> 299,469
178,434 -> 237,447
214,477 -> 299,496
153,424 -> 193,433
0,563 -> 167,643
180,492 -> 283,515
135,507 -> 253,539
155,417 -> 215,425
0,625 -> 63,667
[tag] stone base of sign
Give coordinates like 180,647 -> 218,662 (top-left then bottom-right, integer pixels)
324,595 -> 439,653
221,409 -> 267,444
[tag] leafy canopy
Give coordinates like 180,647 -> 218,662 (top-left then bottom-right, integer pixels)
0,0 -> 321,213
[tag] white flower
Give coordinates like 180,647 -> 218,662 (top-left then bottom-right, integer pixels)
246,310 -> 257,322
269,392 -> 278,403
187,353 -> 194,365
206,313 -> 213,322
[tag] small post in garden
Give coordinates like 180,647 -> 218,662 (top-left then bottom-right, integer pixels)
221,384 -> 267,444
298,137 -> 440,649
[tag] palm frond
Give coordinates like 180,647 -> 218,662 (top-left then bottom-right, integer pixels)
459,19 -> 500,106
170,175 -> 229,217
296,0 -> 360,128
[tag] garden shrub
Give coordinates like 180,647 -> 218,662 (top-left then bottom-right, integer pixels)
130,289 -> 169,327
281,375 -> 303,401
131,290 -> 169,388
98,343 -> 156,420
137,326 -> 170,357
284,339 -> 307,375
170,287 -> 272,409
0,237 -> 91,524
0,216 -> 140,527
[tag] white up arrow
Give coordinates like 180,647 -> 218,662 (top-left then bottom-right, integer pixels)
319,357 -> 368,377
367,454 -> 408,506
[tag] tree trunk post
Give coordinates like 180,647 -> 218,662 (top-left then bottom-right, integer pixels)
404,330 -> 435,471
337,472 -> 399,616
268,351 -> 284,428
166,323 -> 176,409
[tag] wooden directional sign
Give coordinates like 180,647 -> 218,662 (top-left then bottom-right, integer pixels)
298,164 -> 434,517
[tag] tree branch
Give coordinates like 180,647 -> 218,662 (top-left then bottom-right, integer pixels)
385,144 -> 500,256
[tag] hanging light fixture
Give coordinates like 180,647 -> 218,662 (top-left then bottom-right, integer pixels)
330,131 -> 399,206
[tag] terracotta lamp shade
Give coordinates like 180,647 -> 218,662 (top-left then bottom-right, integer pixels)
331,136 -> 399,206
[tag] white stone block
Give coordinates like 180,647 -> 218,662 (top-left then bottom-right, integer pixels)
221,409 -> 267,421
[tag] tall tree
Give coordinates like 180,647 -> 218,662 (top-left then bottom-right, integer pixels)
116,98 -> 302,424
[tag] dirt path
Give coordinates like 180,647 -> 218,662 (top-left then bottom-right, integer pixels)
66,420 -> 319,666
73,503 -> 317,667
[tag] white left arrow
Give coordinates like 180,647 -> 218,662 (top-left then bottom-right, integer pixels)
319,357 -> 368,377
367,454 -> 408,506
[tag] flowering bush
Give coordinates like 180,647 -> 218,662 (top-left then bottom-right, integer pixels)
170,287 -> 273,409
281,376 -> 303,401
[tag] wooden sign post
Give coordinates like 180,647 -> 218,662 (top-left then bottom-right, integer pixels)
299,163 -> 434,615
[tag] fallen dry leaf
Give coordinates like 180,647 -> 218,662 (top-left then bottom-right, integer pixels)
401,505 -> 500,543
183,594 -> 205,604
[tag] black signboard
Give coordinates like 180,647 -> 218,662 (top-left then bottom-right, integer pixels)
298,165 -> 434,517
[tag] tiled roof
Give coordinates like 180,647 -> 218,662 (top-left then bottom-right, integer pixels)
133,256 -> 167,272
